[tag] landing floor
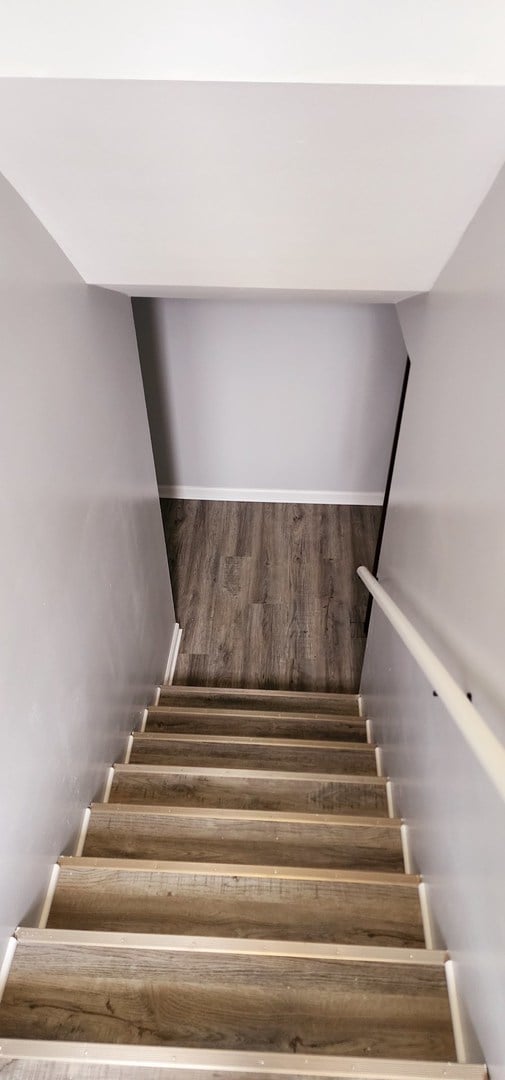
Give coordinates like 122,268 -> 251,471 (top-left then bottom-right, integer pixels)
161,500 -> 380,693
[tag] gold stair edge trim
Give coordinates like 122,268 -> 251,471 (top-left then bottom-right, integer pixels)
57,856 -> 420,886
149,705 -> 367,721
132,733 -> 376,750
0,1041 -> 485,1077
91,803 -> 398,826
14,927 -> 446,965
112,763 -> 387,785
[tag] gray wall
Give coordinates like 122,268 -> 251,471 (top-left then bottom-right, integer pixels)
0,173 -> 175,965
134,298 -> 406,502
361,163 -> 505,1077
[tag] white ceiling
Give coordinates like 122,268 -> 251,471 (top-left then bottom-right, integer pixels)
1,80 -> 505,298
1,0 -> 505,84
1,3 -> 505,298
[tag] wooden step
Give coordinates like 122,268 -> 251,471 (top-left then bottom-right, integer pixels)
147,705 -> 368,742
83,805 -> 404,871
160,686 -> 360,716
0,1043 -> 487,1080
110,764 -> 388,815
129,733 -> 377,775
0,929 -> 455,1061
49,858 -> 424,947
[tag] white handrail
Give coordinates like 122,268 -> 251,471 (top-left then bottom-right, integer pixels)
358,565 -> 505,804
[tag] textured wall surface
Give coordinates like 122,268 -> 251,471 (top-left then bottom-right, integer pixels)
0,174 -> 175,966
134,298 -> 406,500
362,162 -> 505,1079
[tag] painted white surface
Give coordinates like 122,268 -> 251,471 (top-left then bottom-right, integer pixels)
358,567 -> 505,808
158,487 -> 385,506
0,173 -> 175,966
116,287 -> 419,304
133,299 -> 406,497
1,0 -> 505,84
165,626 -> 183,687
361,162 -> 505,1078
2,81 -> 505,296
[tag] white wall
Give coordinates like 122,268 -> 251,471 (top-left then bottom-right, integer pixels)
0,173 -> 175,967
2,81 -> 505,297
2,0 -> 505,84
133,298 -> 406,502
361,163 -> 505,1077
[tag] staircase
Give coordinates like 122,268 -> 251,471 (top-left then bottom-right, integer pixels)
0,685 -> 486,1079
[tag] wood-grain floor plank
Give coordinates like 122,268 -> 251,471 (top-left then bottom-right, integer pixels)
109,765 -> 388,815
162,500 -> 380,692
0,938 -> 456,1060
158,687 -> 360,715
48,861 -> 424,946
146,706 -> 368,741
83,805 -> 402,870
128,734 -> 377,775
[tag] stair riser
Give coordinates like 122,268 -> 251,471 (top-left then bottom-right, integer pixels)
49,868 -> 424,946
110,770 -> 388,816
129,737 -> 377,775
147,709 -> 368,742
160,688 -> 360,716
83,811 -> 404,872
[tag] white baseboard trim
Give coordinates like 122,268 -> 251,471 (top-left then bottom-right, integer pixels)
124,733 -> 134,765
375,747 -> 385,778
385,779 -> 395,818
400,821 -> 417,875
445,959 -> 483,1065
159,485 -> 384,506
418,881 -> 445,951
101,765 -> 115,803
38,864 -> 61,929
0,938 -> 17,1004
163,623 -> 183,686
73,807 -> 91,858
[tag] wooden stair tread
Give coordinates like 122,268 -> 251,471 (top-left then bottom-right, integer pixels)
160,686 -> 360,716
0,1043 -> 487,1080
147,706 -> 368,741
83,803 -> 404,871
110,764 -> 388,816
48,857 -> 424,946
0,930 -> 455,1061
128,733 -> 377,775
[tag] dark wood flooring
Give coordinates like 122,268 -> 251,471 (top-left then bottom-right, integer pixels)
161,500 -> 380,693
